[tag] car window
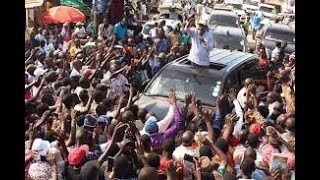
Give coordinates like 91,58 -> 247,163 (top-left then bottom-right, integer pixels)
232,4 -> 243,10
213,33 -> 245,51
143,24 -> 155,35
264,28 -> 295,43
239,60 -> 267,82
209,15 -> 239,28
224,73 -> 240,93
259,6 -> 274,13
145,68 -> 222,105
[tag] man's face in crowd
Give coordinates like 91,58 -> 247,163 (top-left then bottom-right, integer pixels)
120,19 -> 127,26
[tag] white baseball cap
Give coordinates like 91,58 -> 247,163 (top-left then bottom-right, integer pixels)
34,68 -> 48,78
31,138 -> 50,156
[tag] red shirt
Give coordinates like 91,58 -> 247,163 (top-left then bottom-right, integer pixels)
159,159 -> 183,180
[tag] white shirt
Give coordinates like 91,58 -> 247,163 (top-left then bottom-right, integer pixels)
185,27 -> 214,66
237,87 -> 247,109
150,28 -> 157,38
141,4 -> 147,16
163,26 -> 171,37
74,27 -> 86,38
140,105 -> 174,135
271,47 -> 280,61
70,68 -> 81,77
173,145 -> 199,180
232,99 -> 245,136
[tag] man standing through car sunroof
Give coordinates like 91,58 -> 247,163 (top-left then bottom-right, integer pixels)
184,17 -> 214,68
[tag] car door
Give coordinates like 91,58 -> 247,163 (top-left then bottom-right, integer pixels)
238,59 -> 269,97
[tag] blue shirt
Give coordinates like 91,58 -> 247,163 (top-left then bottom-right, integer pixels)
113,23 -> 127,42
251,15 -> 262,31
92,0 -> 109,14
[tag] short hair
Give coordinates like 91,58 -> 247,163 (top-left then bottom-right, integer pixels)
138,167 -> 159,180
240,157 -> 256,177
146,153 -> 160,169
79,90 -> 89,102
80,160 -> 100,180
215,138 -> 229,153
162,138 -> 175,154
141,134 -> 152,151
239,129 -> 249,144
93,90 -> 105,103
114,154 -> 130,177
137,108 -> 148,121
247,133 -> 259,148
96,104 -> 107,116
76,114 -> 86,127
199,145 -> 214,159
258,105 -> 269,118
41,93 -> 55,106
275,41 -> 281,48
79,77 -> 90,89
35,103 -> 50,116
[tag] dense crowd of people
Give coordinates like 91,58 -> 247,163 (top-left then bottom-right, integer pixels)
25,1 -> 295,180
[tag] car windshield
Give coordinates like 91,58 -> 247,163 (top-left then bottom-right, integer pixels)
213,33 -> 245,51
232,4 -> 243,10
209,15 -> 238,27
265,28 -> 295,43
260,6 -> 274,13
145,68 -> 222,105
143,24 -> 155,35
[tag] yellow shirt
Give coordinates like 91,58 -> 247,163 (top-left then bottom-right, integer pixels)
281,84 -> 295,113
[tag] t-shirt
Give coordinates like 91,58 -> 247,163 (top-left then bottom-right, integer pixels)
113,23 -> 127,42
141,4 -> 147,16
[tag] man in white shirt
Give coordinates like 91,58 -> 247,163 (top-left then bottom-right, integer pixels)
70,59 -> 82,77
141,2 -> 148,20
73,22 -> 87,39
271,42 -> 281,62
140,105 -> 174,135
173,131 -> 199,180
184,18 -> 214,67
237,78 -> 255,109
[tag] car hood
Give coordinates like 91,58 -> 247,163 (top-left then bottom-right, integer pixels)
135,94 -> 172,120
262,39 -> 295,54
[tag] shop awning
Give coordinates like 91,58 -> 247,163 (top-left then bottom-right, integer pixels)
25,0 -> 44,8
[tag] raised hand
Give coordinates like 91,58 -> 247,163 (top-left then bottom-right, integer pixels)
168,88 -> 177,105
202,108 -> 213,122
228,88 -> 237,101
185,92 -> 192,107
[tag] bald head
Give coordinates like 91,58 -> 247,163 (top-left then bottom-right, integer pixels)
138,167 -> 159,180
276,114 -> 288,127
110,64 -> 119,73
285,117 -> 295,132
122,110 -> 134,122
239,129 -> 249,144
244,78 -> 254,87
244,147 -> 257,160
182,131 -> 194,146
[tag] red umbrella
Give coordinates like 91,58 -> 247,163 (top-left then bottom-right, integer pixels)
41,6 -> 85,24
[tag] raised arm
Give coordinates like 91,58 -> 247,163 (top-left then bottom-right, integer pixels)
163,89 -> 184,139
221,114 -> 237,142
98,122 -> 128,164
228,88 -> 244,136
66,109 -> 78,147
203,108 -> 216,143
